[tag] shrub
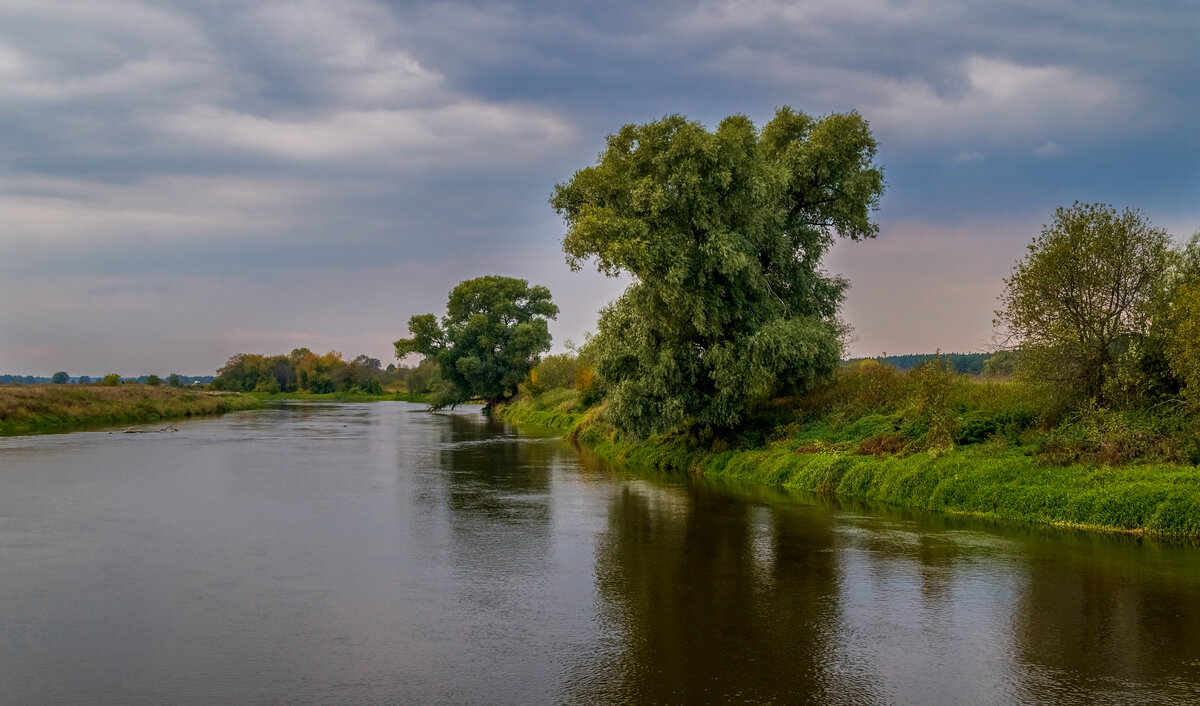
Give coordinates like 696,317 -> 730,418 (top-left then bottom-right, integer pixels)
857,434 -> 908,457
911,355 -> 958,451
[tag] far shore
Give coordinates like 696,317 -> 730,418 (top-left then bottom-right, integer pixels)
0,385 -> 262,436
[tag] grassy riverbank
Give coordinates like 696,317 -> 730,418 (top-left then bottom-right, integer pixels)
0,385 -> 263,435
497,366 -> 1200,538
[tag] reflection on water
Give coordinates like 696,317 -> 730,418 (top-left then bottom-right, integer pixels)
2,402 -> 1199,704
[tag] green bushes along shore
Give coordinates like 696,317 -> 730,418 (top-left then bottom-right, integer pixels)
498,359 -> 1200,538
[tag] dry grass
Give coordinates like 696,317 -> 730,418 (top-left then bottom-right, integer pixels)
0,384 -> 260,435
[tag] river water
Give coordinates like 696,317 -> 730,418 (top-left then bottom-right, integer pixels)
2,402 -> 1199,705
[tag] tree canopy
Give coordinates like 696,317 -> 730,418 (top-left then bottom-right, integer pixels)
395,275 -> 558,410
994,202 -> 1173,405
551,107 -> 884,435
212,348 -> 384,394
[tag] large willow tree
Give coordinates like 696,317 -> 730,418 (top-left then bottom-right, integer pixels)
551,107 -> 884,435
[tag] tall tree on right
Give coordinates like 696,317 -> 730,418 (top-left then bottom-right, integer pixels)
994,202 -> 1173,406
551,107 -> 884,436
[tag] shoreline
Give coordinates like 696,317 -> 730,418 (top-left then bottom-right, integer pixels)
0,386 -> 263,436
0,387 -> 429,436
497,403 -> 1200,539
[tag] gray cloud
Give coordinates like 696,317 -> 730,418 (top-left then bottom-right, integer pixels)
1,0 -> 1197,374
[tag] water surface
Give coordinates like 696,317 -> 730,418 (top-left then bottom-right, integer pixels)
2,402 -> 1198,704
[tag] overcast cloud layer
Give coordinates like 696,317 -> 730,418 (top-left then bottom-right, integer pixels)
2,0 -> 1197,376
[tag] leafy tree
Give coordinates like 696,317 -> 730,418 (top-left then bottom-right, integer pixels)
212,353 -> 263,392
550,107 -> 884,435
101,373 -> 121,386
395,276 -> 558,410
994,202 -> 1173,406
402,358 -> 441,395
524,353 -> 582,396
78,375 -> 92,384
51,371 -> 69,384
145,374 -> 161,386
167,373 -> 182,387
1161,233 -> 1200,406
1166,284 -> 1200,406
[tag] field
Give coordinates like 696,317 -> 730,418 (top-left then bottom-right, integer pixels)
0,385 -> 262,435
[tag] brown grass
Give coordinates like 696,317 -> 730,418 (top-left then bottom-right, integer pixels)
0,384 -> 261,435
856,433 -> 909,457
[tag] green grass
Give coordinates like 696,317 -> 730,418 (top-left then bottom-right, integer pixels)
496,368 -> 1200,538
0,385 -> 263,435
495,387 -> 587,429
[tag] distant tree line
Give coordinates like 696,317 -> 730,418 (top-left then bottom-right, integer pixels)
2,373 -> 214,386
845,353 -> 992,375
2,375 -> 55,384
211,349 -> 389,394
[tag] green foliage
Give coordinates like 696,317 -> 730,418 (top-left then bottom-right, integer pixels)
551,107 -> 884,436
100,373 -> 121,387
995,202 -> 1173,406
51,371 -> 69,384
523,398 -> 1200,535
1166,283 -> 1200,407
982,350 -> 1019,378
848,352 -> 992,375
497,389 -> 587,430
400,358 -> 441,395
167,374 -> 182,388
523,353 -> 581,396
911,355 -> 958,453
395,275 -> 558,410
145,374 -> 161,386
212,349 -> 386,395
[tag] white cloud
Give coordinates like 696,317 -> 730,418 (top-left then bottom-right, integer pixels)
0,175 -> 320,247
0,1 -> 215,99
869,56 -> 1127,142
159,102 -> 573,167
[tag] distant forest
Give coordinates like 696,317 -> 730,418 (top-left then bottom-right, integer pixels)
844,353 -> 993,375
0,374 -> 215,385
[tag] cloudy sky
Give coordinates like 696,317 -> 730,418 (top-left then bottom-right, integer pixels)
2,0 -> 1197,376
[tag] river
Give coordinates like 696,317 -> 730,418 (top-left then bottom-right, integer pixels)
2,402 -> 1198,704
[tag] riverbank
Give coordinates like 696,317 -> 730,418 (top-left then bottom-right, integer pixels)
0,386 -> 263,435
246,389 -> 427,403
497,388 -> 1200,538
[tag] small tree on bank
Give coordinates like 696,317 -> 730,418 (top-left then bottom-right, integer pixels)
994,202 -> 1173,406
395,276 -> 558,411
51,371 -> 69,384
